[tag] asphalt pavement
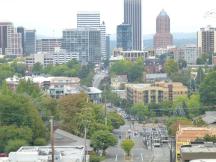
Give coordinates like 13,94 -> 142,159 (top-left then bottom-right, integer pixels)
103,121 -> 170,162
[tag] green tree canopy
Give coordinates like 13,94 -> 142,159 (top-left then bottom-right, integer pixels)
121,139 -> 135,156
91,130 -> 117,154
164,59 -> 179,76
200,71 -> 216,106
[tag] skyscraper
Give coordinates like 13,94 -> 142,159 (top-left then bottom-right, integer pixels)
153,10 -> 173,49
77,11 -> 100,28
117,23 -> 132,51
0,22 -> 23,56
197,26 -> 216,54
124,0 -> 142,50
24,30 -> 36,55
77,11 -> 107,61
62,28 -> 101,64
17,27 -> 25,53
106,34 -> 110,59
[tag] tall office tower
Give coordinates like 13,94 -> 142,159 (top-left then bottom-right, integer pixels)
62,28 -> 101,64
124,0 -> 142,50
153,10 -> 173,49
24,30 -> 36,55
77,11 -> 106,61
36,39 -> 62,53
106,34 -> 110,60
197,26 -> 216,54
77,11 -> 100,28
17,27 -> 25,53
0,22 -> 23,56
0,22 -> 12,54
117,23 -> 132,51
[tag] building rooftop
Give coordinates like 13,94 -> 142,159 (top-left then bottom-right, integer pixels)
159,9 -> 168,17
202,111 -> 216,125
181,143 -> 216,153
2,146 -> 85,162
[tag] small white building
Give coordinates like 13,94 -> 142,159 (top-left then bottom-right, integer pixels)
183,45 -> 199,65
0,146 -> 86,162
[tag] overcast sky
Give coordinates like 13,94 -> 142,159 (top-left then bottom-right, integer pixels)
0,0 -> 216,37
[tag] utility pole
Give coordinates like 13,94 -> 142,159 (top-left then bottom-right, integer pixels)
104,88 -> 107,126
84,127 -> 87,162
50,116 -> 55,162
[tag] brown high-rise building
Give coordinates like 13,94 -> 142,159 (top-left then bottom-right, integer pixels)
154,10 -> 173,49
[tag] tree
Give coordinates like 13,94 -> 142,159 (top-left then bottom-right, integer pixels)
178,59 -> 187,69
196,67 -> 205,88
16,79 -> 42,98
108,112 -> 125,129
121,139 -> 135,157
91,130 -> 117,154
0,126 -> 32,152
0,94 -> 46,142
164,59 -> 178,76
32,62 -> 43,75
4,139 -> 28,153
200,71 -> 216,106
131,103 -> 150,121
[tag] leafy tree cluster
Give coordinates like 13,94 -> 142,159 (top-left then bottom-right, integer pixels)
110,58 -> 144,82
32,60 -> 95,86
126,94 -> 201,123
58,93 -> 123,154
196,53 -> 213,65
200,70 -> 216,106
0,83 -> 47,152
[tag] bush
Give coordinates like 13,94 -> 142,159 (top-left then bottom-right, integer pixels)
34,138 -> 47,146
5,139 -> 28,153
90,154 -> 101,162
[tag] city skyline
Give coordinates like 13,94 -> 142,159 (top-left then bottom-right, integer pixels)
0,0 -> 215,37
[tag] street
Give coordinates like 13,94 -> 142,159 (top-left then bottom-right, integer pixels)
103,121 -> 170,162
92,72 -> 108,88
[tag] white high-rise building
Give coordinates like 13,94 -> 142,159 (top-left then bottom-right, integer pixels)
0,22 -> 23,57
77,11 -> 100,28
77,11 -> 107,61
124,0 -> 142,50
197,26 -> 216,54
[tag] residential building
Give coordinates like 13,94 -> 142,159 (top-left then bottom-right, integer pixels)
24,29 -> 36,55
117,23 -> 132,51
180,143 -> 216,162
144,73 -> 168,83
52,48 -> 79,64
126,81 -> 188,104
197,26 -> 216,54
26,49 -> 79,67
36,38 -> 62,53
144,57 -> 162,73
120,50 -> 150,62
62,28 -> 101,64
183,44 -> 199,65
111,75 -> 128,90
26,52 -> 53,67
154,10 -> 173,49
0,146 -> 86,162
124,0 -> 142,50
0,22 -> 12,54
0,22 -> 23,57
176,126 -> 216,162
77,11 -> 106,61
